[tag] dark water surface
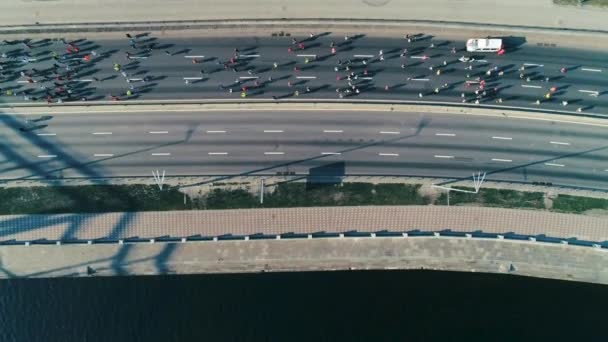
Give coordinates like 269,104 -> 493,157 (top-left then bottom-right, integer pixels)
1,270 -> 606,342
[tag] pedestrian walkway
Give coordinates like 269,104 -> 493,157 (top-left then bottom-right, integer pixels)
1,0 -> 607,31
1,206 -> 606,242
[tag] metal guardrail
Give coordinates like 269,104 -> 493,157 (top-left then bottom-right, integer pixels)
2,230 -> 606,250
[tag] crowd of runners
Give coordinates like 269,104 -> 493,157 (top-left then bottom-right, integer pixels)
0,32 -> 602,114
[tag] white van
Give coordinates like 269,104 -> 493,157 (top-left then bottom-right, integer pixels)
466,38 -> 503,52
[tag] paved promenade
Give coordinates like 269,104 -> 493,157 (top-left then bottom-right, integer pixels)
1,237 -> 607,284
1,0 -> 607,31
1,206 -> 606,242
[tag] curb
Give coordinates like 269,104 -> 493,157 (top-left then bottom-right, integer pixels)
4,99 -> 608,121
1,18 -> 608,37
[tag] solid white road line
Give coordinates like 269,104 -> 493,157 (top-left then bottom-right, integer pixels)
184,55 -> 205,58
296,76 -> 317,79
263,130 -> 284,133
409,78 -> 430,81
523,63 -> 544,67
321,152 -> 341,155
149,131 -> 168,134
323,130 -> 343,133
379,131 -> 400,135
434,155 -> 454,159
240,54 -> 260,58
297,54 -> 317,57
521,85 -> 542,89
92,132 -> 112,135
492,158 -> 512,162
239,76 -> 259,79
208,152 -> 229,155
206,130 -> 226,133
360,77 -> 373,80
264,152 -> 284,155
578,90 -> 599,94
36,133 -> 56,136
38,155 -> 57,158
378,153 -> 399,156
183,77 -> 203,80
151,153 -> 171,156
129,78 -> 143,81
410,56 -> 426,59
581,68 -> 602,72
550,141 -> 571,145
75,79 -> 93,82
93,153 -> 114,157
129,56 -> 147,60
435,133 -> 455,137
354,54 -> 374,58
492,136 -> 512,140
545,162 -> 565,167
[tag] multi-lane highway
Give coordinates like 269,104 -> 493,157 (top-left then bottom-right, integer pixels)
1,33 -> 608,114
4,109 -> 608,190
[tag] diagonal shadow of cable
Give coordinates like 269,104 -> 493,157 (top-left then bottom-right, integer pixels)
0,214 -> 80,239
5,121 -> 197,182
179,118 -> 432,188
0,114 -> 196,242
16,242 -> 183,278
154,243 -> 178,274
435,144 -> 608,187
111,244 -> 133,276
0,264 -> 17,278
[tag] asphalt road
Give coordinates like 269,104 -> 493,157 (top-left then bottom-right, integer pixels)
1,33 -> 608,115
3,109 -> 608,190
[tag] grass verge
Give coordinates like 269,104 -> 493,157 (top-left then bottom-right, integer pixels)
553,0 -> 608,7
0,185 -> 186,215
551,194 -> 608,214
0,183 -> 604,215
436,187 -> 545,209
202,183 -> 430,209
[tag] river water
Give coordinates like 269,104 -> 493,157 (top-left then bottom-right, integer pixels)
0,270 -> 606,341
